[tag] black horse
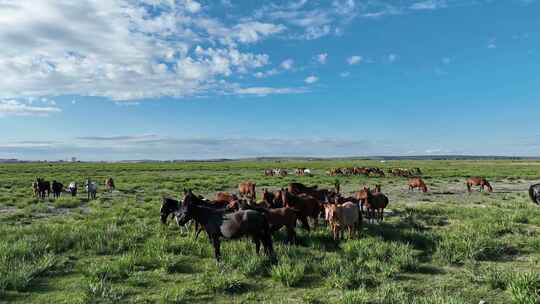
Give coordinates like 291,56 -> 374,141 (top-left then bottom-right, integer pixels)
175,189 -> 275,262
529,183 -> 540,205
36,178 -> 51,199
52,181 -> 63,199
160,197 -> 206,238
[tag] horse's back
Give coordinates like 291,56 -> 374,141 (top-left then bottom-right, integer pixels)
221,209 -> 267,239
340,202 -> 359,225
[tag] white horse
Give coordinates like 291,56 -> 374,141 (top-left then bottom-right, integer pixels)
85,179 -> 98,200
68,182 -> 78,197
303,169 -> 312,176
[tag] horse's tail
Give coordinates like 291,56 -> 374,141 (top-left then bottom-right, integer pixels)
529,185 -> 539,205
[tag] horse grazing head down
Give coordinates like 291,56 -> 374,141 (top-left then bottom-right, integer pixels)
160,197 -> 179,224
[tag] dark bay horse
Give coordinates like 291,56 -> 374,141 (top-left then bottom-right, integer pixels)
281,189 -> 320,231
466,177 -> 493,193
357,187 -> 389,223
160,197 -> 204,238
36,178 -> 51,199
52,181 -> 63,199
176,190 -> 275,261
288,182 -> 332,202
529,184 -> 540,205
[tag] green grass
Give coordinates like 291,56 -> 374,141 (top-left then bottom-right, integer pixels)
0,160 -> 539,303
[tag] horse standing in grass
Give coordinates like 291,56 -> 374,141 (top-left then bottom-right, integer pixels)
529,184 -> 540,205
52,181 -> 63,199
86,179 -> 98,200
175,189 -> 275,262
466,177 -> 493,193
324,202 -> 361,240
105,178 -> 115,192
239,181 -> 256,200
357,187 -> 389,223
36,178 -> 51,199
409,177 -> 428,192
281,189 -> 320,231
68,182 -> 78,197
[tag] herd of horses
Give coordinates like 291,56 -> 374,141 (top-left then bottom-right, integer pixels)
160,175 -> 540,262
32,177 -> 115,200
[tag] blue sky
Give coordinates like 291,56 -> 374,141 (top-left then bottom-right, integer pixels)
0,0 -> 539,160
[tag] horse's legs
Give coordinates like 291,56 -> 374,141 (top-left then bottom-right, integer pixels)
254,237 -> 261,255
286,226 -> 296,245
300,216 -> 310,232
212,237 -> 221,261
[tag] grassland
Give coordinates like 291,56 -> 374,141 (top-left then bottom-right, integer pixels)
1,160 -> 539,303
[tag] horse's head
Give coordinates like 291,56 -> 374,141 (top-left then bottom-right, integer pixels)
160,197 -> 179,224
175,192 -> 194,226
485,181 -> 493,192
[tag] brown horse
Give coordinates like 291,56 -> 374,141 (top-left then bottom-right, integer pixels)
105,177 -> 115,192
239,181 -> 256,200
408,177 -> 428,192
281,189 -> 320,231
215,192 -> 238,203
357,187 -> 389,223
288,182 -> 332,202
466,177 -> 493,193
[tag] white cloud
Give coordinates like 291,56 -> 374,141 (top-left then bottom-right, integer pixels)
280,59 -> 295,70
442,57 -> 451,64
304,75 -> 319,84
0,99 -> 61,117
410,0 -> 447,10
340,71 -> 350,77
0,1 -> 288,101
388,53 -> 398,63
315,53 -> 328,64
347,55 -> 363,65
233,87 -> 306,96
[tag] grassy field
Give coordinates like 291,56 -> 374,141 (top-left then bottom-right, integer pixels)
1,160 -> 540,304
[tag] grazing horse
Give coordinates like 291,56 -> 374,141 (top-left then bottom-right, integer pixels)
105,177 -> 115,192
324,202 -> 361,240
239,181 -> 256,200
160,197 -> 204,237
51,181 -> 63,199
357,187 -> 389,223
281,189 -> 320,231
176,190 -> 275,261
529,184 -> 540,205
86,179 -> 98,200
264,169 -> 274,176
68,182 -> 78,197
466,177 -> 493,193
408,177 -> 428,192
36,178 -> 51,199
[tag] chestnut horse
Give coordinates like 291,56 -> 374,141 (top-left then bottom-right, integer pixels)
408,177 -> 428,192
466,177 -> 493,193
239,181 -> 256,200
105,177 -> 115,192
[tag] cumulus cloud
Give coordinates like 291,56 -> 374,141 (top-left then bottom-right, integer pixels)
233,86 -> 306,96
0,1 -> 287,101
347,55 -> 363,65
304,75 -> 319,84
0,99 -> 61,117
280,59 -> 295,70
